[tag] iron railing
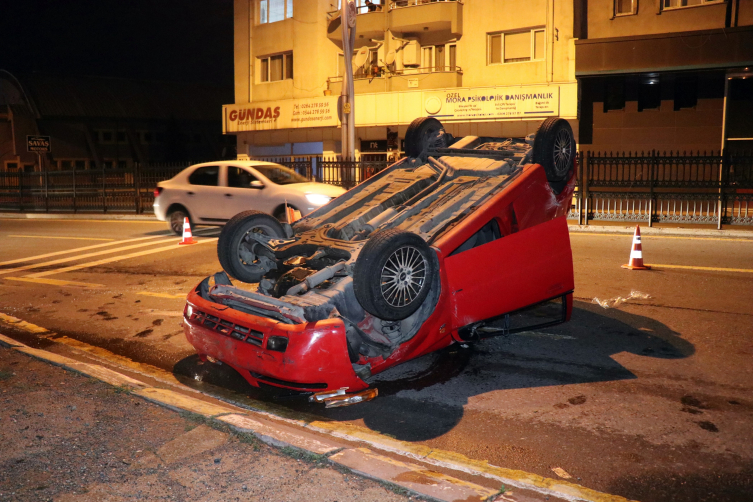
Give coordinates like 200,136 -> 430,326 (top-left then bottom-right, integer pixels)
2,151 -> 751,227
571,150 -> 753,227
0,158 -> 389,214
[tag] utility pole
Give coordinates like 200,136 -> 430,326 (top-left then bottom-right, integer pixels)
340,0 -> 356,159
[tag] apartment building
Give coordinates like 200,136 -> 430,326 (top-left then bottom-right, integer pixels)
225,0 -> 579,160
575,0 -> 753,153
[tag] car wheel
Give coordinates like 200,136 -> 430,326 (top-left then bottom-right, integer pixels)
168,208 -> 190,236
404,117 -> 451,160
217,210 -> 285,283
353,229 -> 436,321
532,118 -> 575,193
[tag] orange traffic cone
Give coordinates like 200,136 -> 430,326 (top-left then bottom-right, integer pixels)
178,217 -> 196,245
621,226 -> 650,270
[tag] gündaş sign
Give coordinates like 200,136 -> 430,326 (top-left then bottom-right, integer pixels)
27,135 -> 51,153
223,96 -> 339,132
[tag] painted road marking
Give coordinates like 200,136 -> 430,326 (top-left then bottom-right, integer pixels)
0,238 -> 177,275
7,235 -> 116,241
0,218 -> 165,223
5,277 -> 105,288
26,238 -> 218,278
137,292 -> 186,299
570,232 -> 753,242
0,313 -> 51,333
650,263 -> 753,273
0,235 -> 167,267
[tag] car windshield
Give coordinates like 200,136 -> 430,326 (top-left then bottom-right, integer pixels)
254,165 -> 308,185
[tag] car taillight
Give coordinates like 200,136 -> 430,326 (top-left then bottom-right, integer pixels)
154,187 -> 163,198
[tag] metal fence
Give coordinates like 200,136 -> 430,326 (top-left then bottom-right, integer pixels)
569,150 -> 753,228
0,157 -> 390,214
2,151 -> 751,227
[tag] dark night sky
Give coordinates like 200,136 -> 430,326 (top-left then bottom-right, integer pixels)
1,0 -> 234,86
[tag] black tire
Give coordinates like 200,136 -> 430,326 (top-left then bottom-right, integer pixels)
405,117 -> 449,159
167,207 -> 191,236
532,118 -> 575,192
217,210 -> 285,283
353,229 -> 436,321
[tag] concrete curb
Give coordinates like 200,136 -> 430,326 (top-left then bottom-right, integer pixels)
568,224 -> 753,238
0,329 -> 636,502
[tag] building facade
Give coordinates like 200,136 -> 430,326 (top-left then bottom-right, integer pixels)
0,72 -> 234,173
226,0 -> 579,160
575,0 -> 753,154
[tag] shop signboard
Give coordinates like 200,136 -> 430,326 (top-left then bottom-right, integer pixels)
223,96 -> 339,133
360,139 -> 387,152
422,85 -> 559,121
27,135 -> 51,153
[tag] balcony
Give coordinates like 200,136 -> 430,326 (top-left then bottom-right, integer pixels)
327,9 -> 386,47
327,67 -> 462,95
389,0 -> 462,38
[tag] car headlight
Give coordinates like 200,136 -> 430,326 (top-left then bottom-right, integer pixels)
305,193 -> 332,206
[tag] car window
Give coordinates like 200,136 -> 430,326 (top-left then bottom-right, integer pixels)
227,166 -> 260,188
254,165 -> 308,185
188,166 -> 219,186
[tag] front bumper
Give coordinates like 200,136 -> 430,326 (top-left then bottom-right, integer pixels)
183,286 -> 368,392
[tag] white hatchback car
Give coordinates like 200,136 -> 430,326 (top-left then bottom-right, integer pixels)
154,161 -> 346,234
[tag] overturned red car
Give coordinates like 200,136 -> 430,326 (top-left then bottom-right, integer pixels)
183,117 -> 576,406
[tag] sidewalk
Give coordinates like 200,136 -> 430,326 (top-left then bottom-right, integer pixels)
0,346 -> 416,502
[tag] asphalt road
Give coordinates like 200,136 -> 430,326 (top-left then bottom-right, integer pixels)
1,218 -> 752,502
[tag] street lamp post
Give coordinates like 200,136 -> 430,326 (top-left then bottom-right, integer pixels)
340,0 -> 357,159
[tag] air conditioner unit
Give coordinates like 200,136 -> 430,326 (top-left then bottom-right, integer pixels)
402,40 -> 421,67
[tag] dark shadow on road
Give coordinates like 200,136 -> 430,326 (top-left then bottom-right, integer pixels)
172,300 -> 695,442
607,463 -> 753,502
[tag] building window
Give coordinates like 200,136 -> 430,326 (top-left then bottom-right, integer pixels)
604,79 -> 625,112
488,29 -> 545,65
99,130 -> 114,144
674,75 -> 698,110
638,80 -> 661,111
420,44 -> 457,72
663,0 -> 722,9
615,0 -> 637,15
5,162 -> 18,172
116,130 -> 128,144
259,0 -> 292,24
259,52 -> 293,82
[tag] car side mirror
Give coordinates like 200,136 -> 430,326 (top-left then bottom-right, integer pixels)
250,180 -> 264,189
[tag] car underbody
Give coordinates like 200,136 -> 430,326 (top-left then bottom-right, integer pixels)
183,118 -> 577,403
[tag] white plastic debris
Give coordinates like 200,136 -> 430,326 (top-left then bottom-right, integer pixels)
551,467 -> 573,479
592,290 -> 651,309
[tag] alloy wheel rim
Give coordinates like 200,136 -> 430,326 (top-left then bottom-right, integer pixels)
380,245 -> 427,308
553,129 -> 572,177
171,213 -> 185,233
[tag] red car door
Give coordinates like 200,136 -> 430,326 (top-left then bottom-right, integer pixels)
440,171 -> 574,332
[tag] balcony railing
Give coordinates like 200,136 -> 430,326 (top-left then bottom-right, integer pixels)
389,0 -> 458,9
